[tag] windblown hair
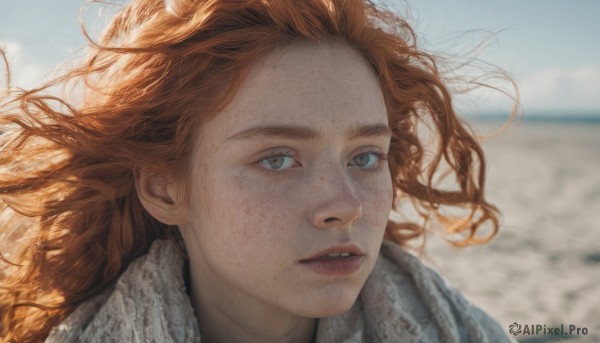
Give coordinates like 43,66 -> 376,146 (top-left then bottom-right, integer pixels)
0,0 -> 511,341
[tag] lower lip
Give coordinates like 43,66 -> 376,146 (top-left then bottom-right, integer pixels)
299,256 -> 363,276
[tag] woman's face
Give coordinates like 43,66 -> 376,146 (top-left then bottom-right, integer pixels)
180,41 -> 393,318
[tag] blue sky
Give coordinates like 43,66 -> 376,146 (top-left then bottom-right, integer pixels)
1,0 -> 599,116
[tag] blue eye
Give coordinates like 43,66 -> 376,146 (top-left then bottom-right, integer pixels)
258,152 -> 297,171
255,150 -> 389,177
349,152 -> 385,169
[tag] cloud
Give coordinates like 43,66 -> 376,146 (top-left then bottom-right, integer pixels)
3,38 -> 599,116
452,65 -> 600,116
518,66 -> 600,113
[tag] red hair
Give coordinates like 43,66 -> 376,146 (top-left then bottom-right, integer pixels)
0,0 -> 512,341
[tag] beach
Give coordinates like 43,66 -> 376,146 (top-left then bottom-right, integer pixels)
1,120 -> 598,341
421,121 -> 600,342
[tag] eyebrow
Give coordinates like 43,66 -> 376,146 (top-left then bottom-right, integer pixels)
226,123 -> 393,143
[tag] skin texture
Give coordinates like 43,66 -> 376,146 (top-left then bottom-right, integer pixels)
136,41 -> 394,343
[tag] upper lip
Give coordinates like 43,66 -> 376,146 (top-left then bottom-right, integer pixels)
300,244 -> 365,261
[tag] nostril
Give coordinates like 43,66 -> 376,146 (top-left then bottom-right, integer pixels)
324,217 -> 338,223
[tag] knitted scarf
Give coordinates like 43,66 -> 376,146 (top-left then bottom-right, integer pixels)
45,239 -> 514,342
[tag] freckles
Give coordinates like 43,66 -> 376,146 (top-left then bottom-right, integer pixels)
237,199 -> 267,241
362,182 -> 393,225
376,175 -> 394,205
232,179 -> 252,215
242,201 -> 253,216
376,181 -> 394,205
360,177 -> 391,204
239,198 -> 267,220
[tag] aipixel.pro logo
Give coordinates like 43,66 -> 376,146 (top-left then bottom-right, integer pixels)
508,322 -> 589,337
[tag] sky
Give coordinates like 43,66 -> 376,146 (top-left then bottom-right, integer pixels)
1,0 -> 599,117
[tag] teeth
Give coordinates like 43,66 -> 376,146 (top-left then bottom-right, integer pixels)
326,252 -> 351,257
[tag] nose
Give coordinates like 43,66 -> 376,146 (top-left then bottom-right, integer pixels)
309,165 -> 363,230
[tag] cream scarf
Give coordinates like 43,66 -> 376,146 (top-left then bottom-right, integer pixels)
45,239 -> 513,342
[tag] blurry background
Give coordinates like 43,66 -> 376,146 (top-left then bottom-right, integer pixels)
1,1 -> 599,341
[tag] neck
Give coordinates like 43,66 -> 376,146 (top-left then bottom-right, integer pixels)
189,270 -> 318,343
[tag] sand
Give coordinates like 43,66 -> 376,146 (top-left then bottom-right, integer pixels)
2,120 -> 598,341
421,121 -> 600,342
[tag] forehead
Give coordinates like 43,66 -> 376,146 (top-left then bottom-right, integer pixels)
245,41 -> 385,117
197,41 -> 389,150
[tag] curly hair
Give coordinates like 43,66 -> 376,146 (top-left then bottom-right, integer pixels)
0,0 -> 512,341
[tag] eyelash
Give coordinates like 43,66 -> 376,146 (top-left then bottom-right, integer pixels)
254,150 -> 390,178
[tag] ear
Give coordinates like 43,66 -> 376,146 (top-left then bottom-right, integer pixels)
134,168 -> 187,225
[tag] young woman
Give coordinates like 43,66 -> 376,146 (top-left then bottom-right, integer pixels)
0,0 -> 515,342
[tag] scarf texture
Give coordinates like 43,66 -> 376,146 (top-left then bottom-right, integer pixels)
45,239 -> 514,342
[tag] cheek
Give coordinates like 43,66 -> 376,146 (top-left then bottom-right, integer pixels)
365,170 -> 394,212
194,172 -> 289,254
360,171 -> 394,234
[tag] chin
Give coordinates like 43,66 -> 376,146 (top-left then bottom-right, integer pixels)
315,301 -> 357,318
293,287 -> 361,318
